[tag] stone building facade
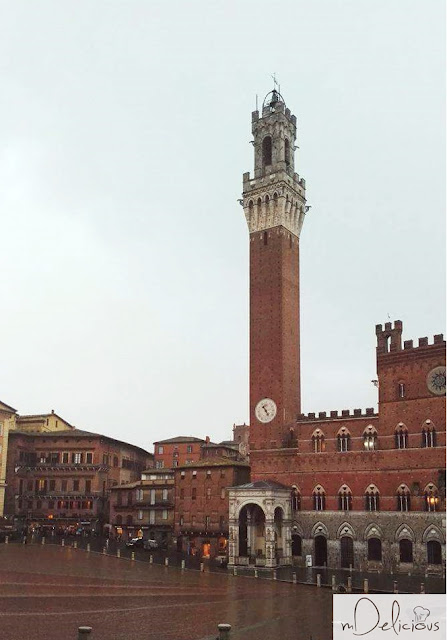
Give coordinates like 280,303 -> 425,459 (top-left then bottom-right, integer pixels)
109,468 -> 174,545
5,428 -> 152,532
228,89 -> 446,576
0,401 -> 17,517
0,403 -> 75,518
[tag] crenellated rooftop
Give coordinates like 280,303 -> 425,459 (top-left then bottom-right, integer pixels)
297,408 -> 377,422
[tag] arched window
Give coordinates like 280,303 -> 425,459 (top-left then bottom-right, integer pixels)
312,429 -> 325,453
313,485 -> 326,511
263,231 -> 268,246
396,485 -> 411,512
395,424 -> 408,449
284,138 -> 290,165
291,486 -> 301,511
399,538 -> 413,563
337,428 -> 351,452
365,485 -> 380,512
368,538 -> 382,561
126,515 -> 133,526
115,515 -> 122,525
262,136 -> 272,166
113,455 -> 119,467
422,421 -> 436,448
398,382 -> 405,398
424,484 -> 439,512
427,540 -> 442,565
338,485 -> 352,511
292,534 -> 302,556
363,426 -> 377,451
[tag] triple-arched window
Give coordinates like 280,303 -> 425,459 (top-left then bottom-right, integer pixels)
338,485 -> 352,511
395,424 -> 408,449
424,484 -> 439,512
313,485 -> 326,511
337,428 -> 350,452
396,484 -> 411,512
422,421 -> 436,448
363,426 -> 377,450
291,486 -> 301,511
312,429 -> 325,453
365,485 -> 380,511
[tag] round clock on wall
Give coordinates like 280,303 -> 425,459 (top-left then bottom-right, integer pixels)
255,398 -> 277,423
427,366 -> 446,396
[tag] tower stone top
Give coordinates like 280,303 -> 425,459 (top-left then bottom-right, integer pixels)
242,89 -> 307,238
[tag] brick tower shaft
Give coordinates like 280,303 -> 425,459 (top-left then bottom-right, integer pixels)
242,89 -> 307,449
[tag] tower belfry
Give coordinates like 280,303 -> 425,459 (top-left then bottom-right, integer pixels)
242,89 -> 307,448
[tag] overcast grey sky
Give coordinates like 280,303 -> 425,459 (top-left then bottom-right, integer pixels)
1,1 -> 445,452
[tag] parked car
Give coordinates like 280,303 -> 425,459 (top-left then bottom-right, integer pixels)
126,537 -> 145,548
143,539 -> 158,550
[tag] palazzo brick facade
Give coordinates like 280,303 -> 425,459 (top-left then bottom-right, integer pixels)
228,88 -> 446,576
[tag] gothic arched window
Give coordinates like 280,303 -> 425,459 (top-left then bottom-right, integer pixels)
396,485 -> 411,512
363,425 -> 377,450
337,428 -> 350,452
422,421 -> 436,448
312,429 -> 325,453
313,485 -> 326,511
291,486 -> 301,511
262,136 -> 272,166
338,485 -> 352,511
365,485 -> 380,512
424,484 -> 439,512
395,424 -> 408,449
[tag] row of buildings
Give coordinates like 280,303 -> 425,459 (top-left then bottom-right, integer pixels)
0,400 -> 250,559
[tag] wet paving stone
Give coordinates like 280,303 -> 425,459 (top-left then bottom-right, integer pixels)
0,544 -> 332,640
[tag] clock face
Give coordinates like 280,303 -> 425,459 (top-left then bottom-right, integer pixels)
427,366 -> 446,396
255,398 -> 277,423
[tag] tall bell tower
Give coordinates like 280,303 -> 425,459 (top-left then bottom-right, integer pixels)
242,89 -> 307,449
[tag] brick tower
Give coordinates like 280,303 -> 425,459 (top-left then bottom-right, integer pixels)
242,89 -> 307,450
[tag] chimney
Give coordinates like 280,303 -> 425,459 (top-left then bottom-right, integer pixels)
205,436 -> 210,444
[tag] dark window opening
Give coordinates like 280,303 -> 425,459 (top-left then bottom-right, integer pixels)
399,538 -> 413,563
292,534 -> 302,556
285,138 -> 290,165
262,136 -> 272,166
368,538 -> 382,561
427,540 -> 442,565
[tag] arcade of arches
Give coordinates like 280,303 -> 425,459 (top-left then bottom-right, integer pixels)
228,482 -> 445,573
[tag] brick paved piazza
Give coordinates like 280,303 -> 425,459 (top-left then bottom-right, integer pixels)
0,545 -> 332,640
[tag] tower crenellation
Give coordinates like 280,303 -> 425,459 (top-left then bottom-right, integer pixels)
242,90 -> 307,238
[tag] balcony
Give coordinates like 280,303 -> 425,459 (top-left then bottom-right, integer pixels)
17,491 -> 102,500
15,463 -> 108,472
